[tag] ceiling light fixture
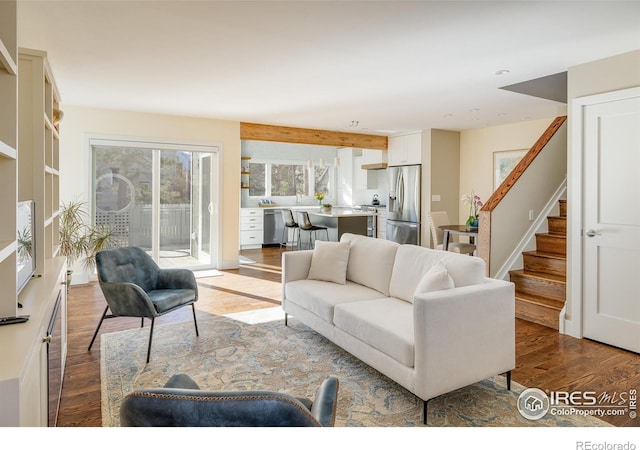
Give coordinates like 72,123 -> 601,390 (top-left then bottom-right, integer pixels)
495,69 -> 510,75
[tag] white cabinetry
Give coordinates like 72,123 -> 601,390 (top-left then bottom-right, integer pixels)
0,257 -> 67,426
337,148 -> 354,206
0,0 -> 18,320
240,208 -> 264,249
0,31 -> 67,427
376,208 -> 387,239
352,156 -> 367,190
19,48 -> 62,269
353,154 -> 378,190
388,132 -> 423,166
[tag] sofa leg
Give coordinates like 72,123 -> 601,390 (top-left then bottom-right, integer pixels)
506,370 -> 512,391
423,399 -> 428,425
284,313 -> 288,327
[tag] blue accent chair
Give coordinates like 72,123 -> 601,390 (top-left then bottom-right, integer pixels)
120,374 -> 340,427
88,246 -> 199,363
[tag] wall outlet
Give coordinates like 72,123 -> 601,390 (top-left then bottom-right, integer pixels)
432,194 -> 441,202
528,210 -> 534,220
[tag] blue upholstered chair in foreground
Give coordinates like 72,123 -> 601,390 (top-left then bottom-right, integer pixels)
88,246 -> 199,363
120,374 -> 340,427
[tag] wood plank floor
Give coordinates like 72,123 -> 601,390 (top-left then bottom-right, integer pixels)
56,247 -> 639,427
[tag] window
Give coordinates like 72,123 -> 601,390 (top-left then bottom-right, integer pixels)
248,161 -> 333,199
91,137 -> 219,269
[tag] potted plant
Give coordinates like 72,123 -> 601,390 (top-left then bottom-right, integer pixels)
59,200 -> 118,288
462,191 -> 483,230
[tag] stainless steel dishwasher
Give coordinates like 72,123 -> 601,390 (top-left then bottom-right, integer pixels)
263,209 -> 285,246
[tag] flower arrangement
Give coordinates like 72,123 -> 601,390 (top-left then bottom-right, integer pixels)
314,192 -> 325,205
462,190 -> 483,228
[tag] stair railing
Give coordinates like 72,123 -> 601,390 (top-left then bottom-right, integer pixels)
477,116 -> 567,278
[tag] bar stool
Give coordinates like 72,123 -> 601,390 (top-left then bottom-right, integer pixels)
280,209 -> 299,253
296,211 -> 329,250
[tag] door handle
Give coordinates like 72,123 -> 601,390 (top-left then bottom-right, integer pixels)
585,229 -> 601,237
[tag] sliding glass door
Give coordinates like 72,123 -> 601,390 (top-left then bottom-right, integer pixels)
92,138 -> 219,269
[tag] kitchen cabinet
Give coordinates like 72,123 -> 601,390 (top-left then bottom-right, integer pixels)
376,208 -> 387,239
240,208 -> 263,249
388,132 -> 423,166
353,156 -> 378,190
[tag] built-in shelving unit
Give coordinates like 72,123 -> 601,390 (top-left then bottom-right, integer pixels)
0,33 -> 67,427
0,0 -> 18,320
241,156 -> 251,189
19,48 -> 62,272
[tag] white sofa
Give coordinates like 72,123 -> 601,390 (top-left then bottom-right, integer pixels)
281,233 -> 515,424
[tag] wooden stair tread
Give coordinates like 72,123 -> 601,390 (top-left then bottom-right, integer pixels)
536,232 -> 566,239
515,291 -> 565,310
522,250 -> 566,260
510,269 -> 566,284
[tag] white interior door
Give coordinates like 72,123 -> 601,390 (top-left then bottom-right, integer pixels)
583,94 -> 640,353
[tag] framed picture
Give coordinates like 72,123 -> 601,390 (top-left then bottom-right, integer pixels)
494,149 -> 527,189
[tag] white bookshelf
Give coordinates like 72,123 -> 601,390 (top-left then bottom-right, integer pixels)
0,0 -> 18,319
0,19 -> 68,426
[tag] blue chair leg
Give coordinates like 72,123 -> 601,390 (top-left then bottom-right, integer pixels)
146,318 -> 155,364
192,303 -> 199,336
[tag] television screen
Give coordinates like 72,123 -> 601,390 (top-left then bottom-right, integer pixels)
17,200 -> 36,294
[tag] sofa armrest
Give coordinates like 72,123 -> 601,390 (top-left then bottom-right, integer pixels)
281,250 -> 314,301
412,279 -> 515,401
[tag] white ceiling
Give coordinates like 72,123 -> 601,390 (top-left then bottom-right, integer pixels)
16,1 -> 640,134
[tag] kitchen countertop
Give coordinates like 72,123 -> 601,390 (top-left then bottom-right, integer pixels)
309,209 -> 377,218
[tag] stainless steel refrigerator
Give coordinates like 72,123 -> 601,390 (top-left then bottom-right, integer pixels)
387,165 -> 421,245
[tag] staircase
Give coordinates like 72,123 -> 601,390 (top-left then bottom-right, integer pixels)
509,199 -> 566,330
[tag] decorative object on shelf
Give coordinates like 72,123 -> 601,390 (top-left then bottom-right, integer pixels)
59,200 -> 118,271
462,190 -> 483,230
314,192 -> 325,206
321,204 -> 332,213
53,107 -> 64,129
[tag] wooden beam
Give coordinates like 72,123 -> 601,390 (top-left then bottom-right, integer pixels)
240,122 -> 388,150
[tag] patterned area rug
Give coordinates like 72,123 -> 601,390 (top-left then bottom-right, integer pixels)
101,310 -> 609,427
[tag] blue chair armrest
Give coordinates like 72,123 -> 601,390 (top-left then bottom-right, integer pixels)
99,282 -> 157,318
157,268 -> 198,293
310,376 -> 339,427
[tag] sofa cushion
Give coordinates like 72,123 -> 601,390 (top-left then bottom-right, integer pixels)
307,240 -> 350,285
340,233 -> 399,296
285,279 -> 386,323
389,245 -> 486,301
333,298 -> 414,367
389,245 -> 444,302
440,253 -> 485,287
414,262 -> 454,296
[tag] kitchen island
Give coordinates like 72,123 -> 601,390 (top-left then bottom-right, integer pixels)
307,208 -> 376,243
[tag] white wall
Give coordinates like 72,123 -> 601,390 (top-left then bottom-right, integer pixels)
429,129 -> 460,248
458,118 -> 558,222
59,105 -> 241,281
